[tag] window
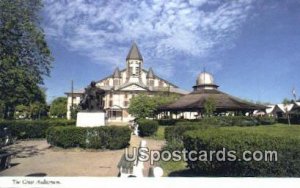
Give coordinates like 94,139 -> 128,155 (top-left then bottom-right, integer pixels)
105,80 -> 109,86
125,93 -> 128,98
109,100 -> 113,107
113,79 -> 119,86
124,101 -> 128,107
110,93 -> 113,98
159,80 -> 164,87
148,80 -> 154,86
135,67 -> 139,76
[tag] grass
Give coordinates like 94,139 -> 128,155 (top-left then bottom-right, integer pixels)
149,126 -> 167,140
159,159 -> 189,177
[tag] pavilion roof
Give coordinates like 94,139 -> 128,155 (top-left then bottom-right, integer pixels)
159,88 -> 266,112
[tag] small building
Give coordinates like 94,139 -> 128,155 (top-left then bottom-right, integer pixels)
159,71 -> 266,118
270,103 -> 294,118
65,42 -> 188,123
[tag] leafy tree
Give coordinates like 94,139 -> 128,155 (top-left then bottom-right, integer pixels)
29,102 -> 48,119
50,97 -> 67,118
70,104 -> 79,120
203,97 -> 216,116
128,93 -> 180,119
15,104 -> 29,119
0,0 -> 53,119
0,101 -> 4,119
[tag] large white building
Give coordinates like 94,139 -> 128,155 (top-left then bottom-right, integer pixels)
66,43 -> 188,123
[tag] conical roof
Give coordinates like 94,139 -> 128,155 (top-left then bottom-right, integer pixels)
147,67 -> 155,78
126,42 -> 143,61
113,67 -> 121,78
159,89 -> 266,111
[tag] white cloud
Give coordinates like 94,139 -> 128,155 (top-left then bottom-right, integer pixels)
43,0 -> 254,77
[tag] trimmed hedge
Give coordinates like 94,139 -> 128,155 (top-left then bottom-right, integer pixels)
46,126 -> 131,149
165,125 -> 200,143
137,119 -> 158,136
183,127 -> 300,176
159,116 -> 277,127
277,117 -> 300,124
164,116 -> 276,144
0,119 -> 75,139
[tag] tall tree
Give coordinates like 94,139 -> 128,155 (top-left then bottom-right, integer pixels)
0,0 -> 53,118
203,97 -> 216,116
128,93 -> 180,119
50,97 -> 67,118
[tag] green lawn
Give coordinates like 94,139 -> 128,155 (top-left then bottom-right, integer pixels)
150,126 -> 167,140
159,158 -> 189,177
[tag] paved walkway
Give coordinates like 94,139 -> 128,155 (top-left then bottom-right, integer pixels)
0,136 -> 165,177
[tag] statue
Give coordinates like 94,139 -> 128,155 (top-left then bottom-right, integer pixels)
79,81 -> 105,111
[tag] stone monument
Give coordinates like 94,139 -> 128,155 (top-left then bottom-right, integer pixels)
76,81 -> 106,127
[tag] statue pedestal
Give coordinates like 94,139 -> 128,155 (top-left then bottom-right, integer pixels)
76,111 -> 106,127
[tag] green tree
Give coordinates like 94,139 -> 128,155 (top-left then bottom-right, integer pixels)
29,102 -> 47,119
70,104 -> 79,120
0,0 -> 53,119
50,97 -> 67,118
128,93 -> 180,119
203,97 -> 216,116
15,104 -> 29,119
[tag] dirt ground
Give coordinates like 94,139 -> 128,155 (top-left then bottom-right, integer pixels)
0,135 -> 165,177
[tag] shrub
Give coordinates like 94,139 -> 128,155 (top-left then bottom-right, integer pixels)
137,119 -> 158,136
183,127 -> 300,177
0,119 -> 75,139
47,126 -> 85,148
165,124 -> 214,150
46,126 -> 131,149
161,116 -> 276,127
158,119 -> 177,126
165,125 -> 199,143
277,117 -> 300,124
256,116 -> 277,125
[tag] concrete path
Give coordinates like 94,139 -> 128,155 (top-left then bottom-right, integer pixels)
0,136 -> 165,177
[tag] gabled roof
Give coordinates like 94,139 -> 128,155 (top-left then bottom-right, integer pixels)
142,69 -> 178,88
126,42 -> 143,61
266,105 -> 275,114
95,68 -> 126,83
116,82 -> 149,91
65,85 -> 113,94
275,104 -> 294,113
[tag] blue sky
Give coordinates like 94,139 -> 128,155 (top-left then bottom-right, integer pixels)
42,0 -> 300,104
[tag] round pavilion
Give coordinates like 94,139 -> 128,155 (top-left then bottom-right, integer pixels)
159,72 -> 266,118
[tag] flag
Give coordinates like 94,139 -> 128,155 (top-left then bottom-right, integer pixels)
292,87 -> 297,100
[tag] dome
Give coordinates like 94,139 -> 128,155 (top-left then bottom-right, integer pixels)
193,71 -> 219,90
197,72 -> 214,85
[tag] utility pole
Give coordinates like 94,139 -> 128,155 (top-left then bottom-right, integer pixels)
71,80 -> 74,110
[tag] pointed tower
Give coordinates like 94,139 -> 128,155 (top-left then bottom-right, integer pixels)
113,67 -> 121,78
113,67 -> 121,86
126,42 -> 143,82
147,67 -> 155,87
